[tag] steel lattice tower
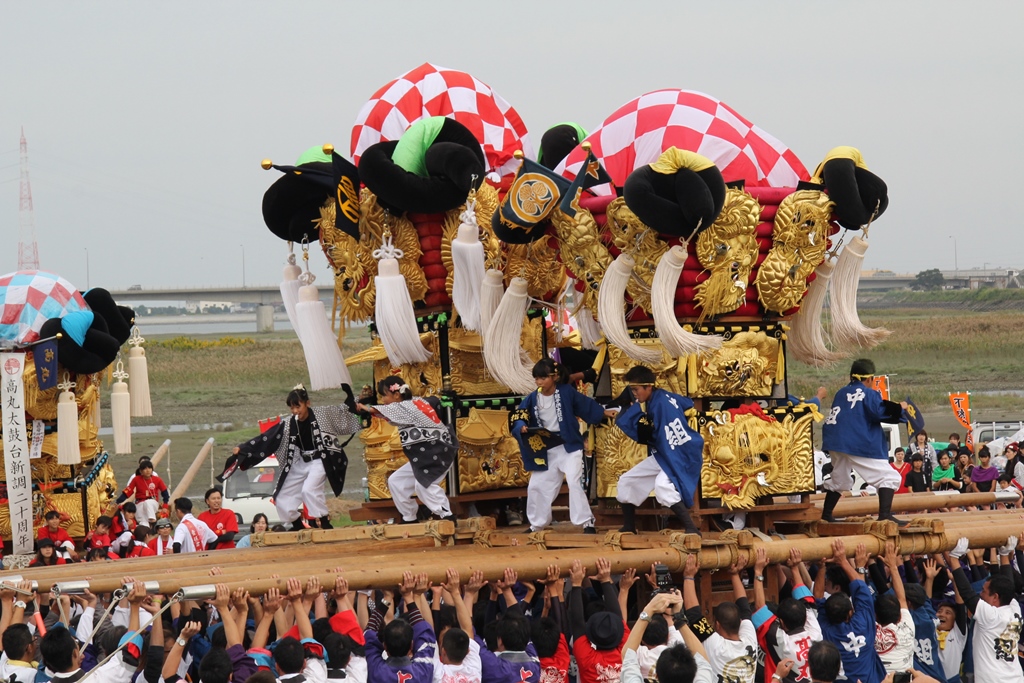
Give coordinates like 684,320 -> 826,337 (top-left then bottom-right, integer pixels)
17,128 -> 40,271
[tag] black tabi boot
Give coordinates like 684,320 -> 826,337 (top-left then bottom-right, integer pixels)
290,519 -> 306,532
820,490 -> 842,523
319,515 -> 333,530
619,503 -> 637,534
670,502 -> 702,537
876,487 -> 908,527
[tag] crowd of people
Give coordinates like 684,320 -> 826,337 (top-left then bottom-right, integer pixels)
888,436 -> 1022,502
5,533 -> 1023,683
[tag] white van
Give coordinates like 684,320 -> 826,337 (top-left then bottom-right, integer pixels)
222,456 -> 283,526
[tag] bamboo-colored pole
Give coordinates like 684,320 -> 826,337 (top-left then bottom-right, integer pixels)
150,440 -> 171,468
831,491 -> 1017,516
57,522 -> 1024,597
168,438 -> 215,500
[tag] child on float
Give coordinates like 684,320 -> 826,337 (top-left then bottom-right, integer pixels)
510,358 -> 616,534
356,377 -> 456,523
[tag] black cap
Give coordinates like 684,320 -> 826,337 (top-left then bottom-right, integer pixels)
584,611 -> 624,650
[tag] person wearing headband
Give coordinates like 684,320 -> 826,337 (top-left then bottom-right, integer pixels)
821,359 -> 910,526
230,383 -> 362,531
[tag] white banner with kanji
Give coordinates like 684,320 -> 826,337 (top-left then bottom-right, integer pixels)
2,353 -> 35,555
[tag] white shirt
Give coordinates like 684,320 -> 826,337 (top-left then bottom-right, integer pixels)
635,625 -> 684,679
938,621 -> 968,681
172,513 -> 217,553
432,638 -> 482,683
703,620 -> 758,683
620,648 -> 714,683
536,392 -> 559,431
876,609 -> 916,673
345,655 -> 368,683
972,598 -> 1024,682
0,652 -> 37,683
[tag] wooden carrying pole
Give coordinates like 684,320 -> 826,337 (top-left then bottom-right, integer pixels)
830,491 -> 1017,516
150,439 -> 172,468
53,522 -> 1024,597
169,438 -> 215,500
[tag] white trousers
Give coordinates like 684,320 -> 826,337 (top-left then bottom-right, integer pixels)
526,445 -> 594,529
616,457 -> 683,507
823,451 -> 902,493
389,462 -> 451,522
275,456 -> 328,522
136,499 -> 159,526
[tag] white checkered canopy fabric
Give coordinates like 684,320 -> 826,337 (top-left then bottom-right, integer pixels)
0,270 -> 88,345
555,89 -> 808,193
350,63 -> 534,181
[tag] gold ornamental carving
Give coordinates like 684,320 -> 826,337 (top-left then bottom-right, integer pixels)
447,327 -> 515,397
694,188 -> 761,321
594,423 -> 649,499
360,417 -> 406,499
755,189 -> 834,314
689,331 -> 781,397
502,240 -> 566,301
549,207 -> 612,316
698,407 -> 816,509
605,198 -> 670,314
606,341 -> 685,398
456,409 -> 530,493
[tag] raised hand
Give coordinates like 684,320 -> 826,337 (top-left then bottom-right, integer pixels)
619,567 -> 639,592
569,559 -> 586,588
588,557 -> 612,584
753,547 -> 768,573
786,547 -> 803,568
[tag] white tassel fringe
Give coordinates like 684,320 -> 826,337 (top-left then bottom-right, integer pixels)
574,304 -> 603,351
111,379 -> 131,455
296,284 -> 353,390
484,277 -> 537,394
651,246 -> 723,357
788,259 -> 848,367
128,346 -> 152,417
451,214 -> 486,332
829,235 -> 890,350
374,258 -> 432,365
280,260 -> 303,336
57,389 -> 81,465
479,269 -> 506,346
598,254 -> 662,364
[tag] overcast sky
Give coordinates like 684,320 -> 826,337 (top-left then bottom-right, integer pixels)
2,1 -> 1021,290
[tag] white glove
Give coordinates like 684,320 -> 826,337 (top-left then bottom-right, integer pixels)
999,535 -> 1019,557
949,537 -> 970,559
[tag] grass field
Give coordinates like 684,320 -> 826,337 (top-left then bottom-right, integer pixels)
106,302 -> 1024,509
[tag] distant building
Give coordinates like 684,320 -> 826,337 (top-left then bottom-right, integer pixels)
941,269 -> 1021,290
184,300 -> 234,313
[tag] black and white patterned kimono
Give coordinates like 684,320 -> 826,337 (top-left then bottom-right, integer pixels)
228,404 -> 361,523
373,396 -> 456,521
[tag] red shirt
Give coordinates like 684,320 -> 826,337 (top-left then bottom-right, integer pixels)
892,461 -> 911,494
29,556 -> 66,567
539,634 -> 570,683
572,623 -> 630,683
148,537 -> 173,555
197,508 -> 238,549
123,474 -> 168,502
127,543 -> 155,558
38,526 -> 73,547
86,532 -> 111,549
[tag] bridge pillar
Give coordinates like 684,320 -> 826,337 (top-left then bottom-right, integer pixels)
256,305 -> 275,333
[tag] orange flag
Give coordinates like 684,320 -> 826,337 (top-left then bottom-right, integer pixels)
948,392 -> 973,449
870,375 -> 890,401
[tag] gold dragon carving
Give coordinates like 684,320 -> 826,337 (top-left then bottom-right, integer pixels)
691,331 -> 781,397
594,423 -> 650,499
605,198 -> 670,314
549,207 -> 612,316
502,239 -> 566,300
456,409 -> 530,493
755,189 -> 834,314
440,184 -> 503,308
320,190 -> 428,324
606,342 -> 685,397
694,188 -> 762,321
699,407 -> 816,509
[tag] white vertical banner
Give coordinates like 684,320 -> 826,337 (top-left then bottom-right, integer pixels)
1,353 -> 35,555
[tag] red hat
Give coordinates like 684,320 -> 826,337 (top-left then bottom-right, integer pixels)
1009,442 -> 1020,451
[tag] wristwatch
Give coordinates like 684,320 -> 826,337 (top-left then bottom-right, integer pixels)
176,637 -> 188,647
754,574 -> 765,583
856,567 -> 868,575
13,600 -> 26,610
638,611 -> 652,622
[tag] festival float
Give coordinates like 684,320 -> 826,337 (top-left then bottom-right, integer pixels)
258,63 -> 893,531
0,271 -> 147,562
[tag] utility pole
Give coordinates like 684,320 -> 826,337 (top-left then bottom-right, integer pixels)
17,128 -> 40,271
948,235 -> 958,273
240,244 -> 246,288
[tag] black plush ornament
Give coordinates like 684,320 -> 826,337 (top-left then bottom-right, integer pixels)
261,161 -> 334,243
83,288 -> 134,346
821,158 -> 889,230
623,164 -> 725,240
538,123 -> 585,170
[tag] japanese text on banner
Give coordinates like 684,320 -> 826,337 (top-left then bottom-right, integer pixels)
1,353 -> 35,555
870,375 -> 890,401
948,391 -> 974,450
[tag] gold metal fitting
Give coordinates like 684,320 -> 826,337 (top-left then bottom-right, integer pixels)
513,149 -> 524,160
322,143 -> 334,155
581,141 -> 592,152
261,159 -> 273,170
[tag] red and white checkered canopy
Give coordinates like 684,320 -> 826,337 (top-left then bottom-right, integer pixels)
350,63 -> 533,181
555,90 -> 808,193
0,271 -> 87,345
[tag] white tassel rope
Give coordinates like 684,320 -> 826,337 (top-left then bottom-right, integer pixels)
280,251 -> 303,337
788,259 -> 848,367
127,327 -> 152,417
484,277 -> 537,394
479,269 -> 506,346
111,360 -> 131,455
451,200 -> 487,332
651,245 -> 723,357
598,253 -> 663,365
374,257 -> 432,365
296,278 -> 352,390
573,302 -> 603,351
829,234 -> 890,350
56,376 -> 81,465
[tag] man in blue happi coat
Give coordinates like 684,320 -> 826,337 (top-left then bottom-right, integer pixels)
821,358 -> 909,525
614,365 -> 704,536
